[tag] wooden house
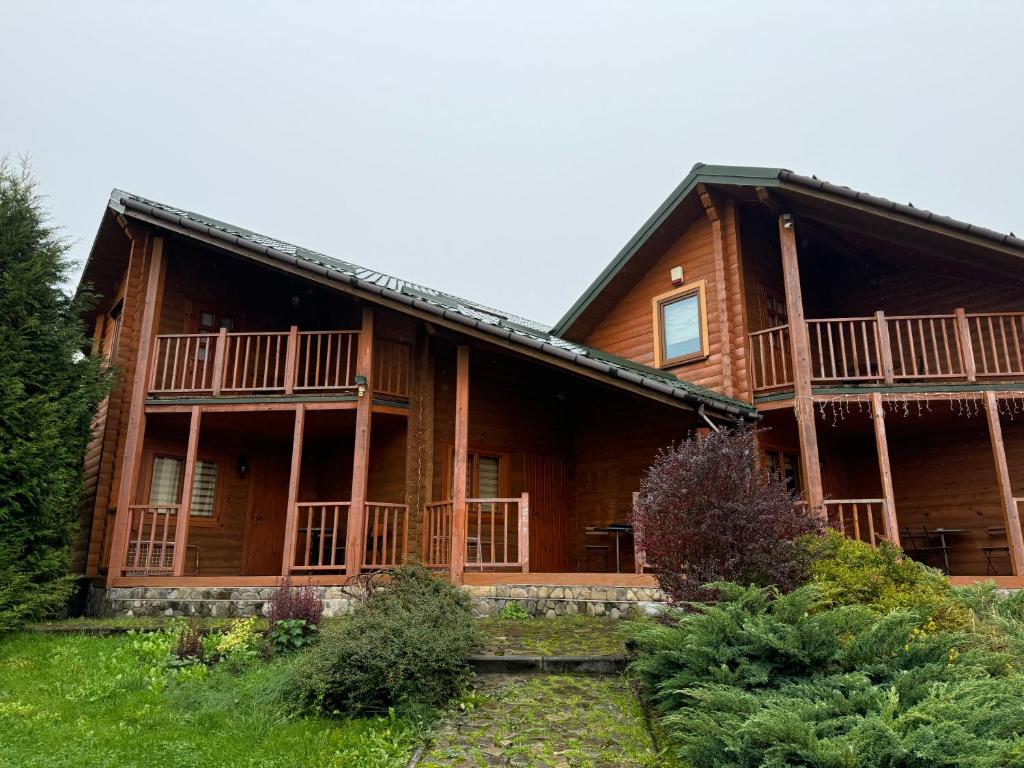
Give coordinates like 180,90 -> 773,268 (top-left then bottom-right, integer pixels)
75,164 -> 1024,603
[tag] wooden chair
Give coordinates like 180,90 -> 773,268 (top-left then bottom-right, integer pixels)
980,526 -> 1010,576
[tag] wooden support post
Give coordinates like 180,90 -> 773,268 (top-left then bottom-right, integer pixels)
985,391 -> 1024,575
405,330 -> 434,562
284,325 -> 299,394
869,393 -> 900,547
450,345 -> 470,585
345,308 -> 375,576
211,328 -> 228,396
778,215 -> 824,512
698,184 -> 734,397
875,311 -> 895,384
280,404 -> 306,575
107,236 -> 166,585
955,308 -> 977,381
171,406 -> 201,575
518,492 -> 530,574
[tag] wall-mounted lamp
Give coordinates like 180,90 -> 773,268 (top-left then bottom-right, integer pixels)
355,374 -> 367,397
237,455 -> 250,479
670,265 -> 684,286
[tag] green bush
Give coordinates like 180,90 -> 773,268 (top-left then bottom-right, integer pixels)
292,565 -> 483,715
803,531 -> 967,627
632,583 -> 1024,767
498,602 -> 530,620
269,618 -> 319,654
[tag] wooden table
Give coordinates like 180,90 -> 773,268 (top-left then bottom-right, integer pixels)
590,523 -> 633,573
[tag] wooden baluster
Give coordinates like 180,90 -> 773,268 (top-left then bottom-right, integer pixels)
519,493 -> 530,573
170,337 -> 181,390
159,338 -> 171,390
766,333 -> 776,387
503,502 -> 509,565
867,504 -> 876,548
837,322 -> 848,378
874,312 -> 892,384
998,317 -> 1011,375
939,319 -> 953,375
852,503 -> 861,541
849,321 -> 860,377
303,506 -> 312,567
814,324 -> 825,379
1011,316 -> 1023,374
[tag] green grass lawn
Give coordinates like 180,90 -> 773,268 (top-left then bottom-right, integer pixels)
0,632 -> 419,768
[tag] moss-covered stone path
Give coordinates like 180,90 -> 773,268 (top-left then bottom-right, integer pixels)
415,673 -> 659,768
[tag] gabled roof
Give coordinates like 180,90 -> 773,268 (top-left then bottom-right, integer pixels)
553,163 -> 1024,338
103,190 -> 757,420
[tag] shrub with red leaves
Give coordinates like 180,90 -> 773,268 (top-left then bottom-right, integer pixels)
632,427 -> 824,604
267,576 -> 324,626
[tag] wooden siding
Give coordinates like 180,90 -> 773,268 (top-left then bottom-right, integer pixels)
582,215 -> 734,395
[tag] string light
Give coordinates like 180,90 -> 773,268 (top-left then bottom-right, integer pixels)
791,391 -> 1024,423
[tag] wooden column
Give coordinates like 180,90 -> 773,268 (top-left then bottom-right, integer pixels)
518,492 -> 530,573
778,215 -> 824,511
875,311 -> 895,384
405,330 -> 434,562
283,325 -> 299,394
698,185 -> 734,397
107,236 -> 166,585
345,307 -> 375,576
955,309 -> 977,382
869,393 -> 900,547
985,391 -> 1024,575
280,404 -> 306,575
449,345 -> 470,585
171,406 -> 202,575
211,328 -> 228,396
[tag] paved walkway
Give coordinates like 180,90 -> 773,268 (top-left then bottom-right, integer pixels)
414,673 -> 659,768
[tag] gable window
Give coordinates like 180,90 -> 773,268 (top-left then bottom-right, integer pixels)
652,280 -> 708,367
148,455 -> 218,517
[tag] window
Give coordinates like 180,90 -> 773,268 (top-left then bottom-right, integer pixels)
652,281 -> 708,367
197,310 -> 234,362
148,455 -> 218,517
446,450 -> 504,498
764,450 -> 801,494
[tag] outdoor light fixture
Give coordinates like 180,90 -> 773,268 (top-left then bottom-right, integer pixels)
355,374 -> 367,397
670,265 -> 684,286
237,455 -> 250,478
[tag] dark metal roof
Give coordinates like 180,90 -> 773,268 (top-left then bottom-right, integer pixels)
552,163 -> 1024,337
106,189 -> 757,420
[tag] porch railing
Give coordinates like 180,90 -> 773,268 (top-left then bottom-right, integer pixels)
422,494 -> 530,572
422,501 -> 454,568
123,504 -> 179,575
148,327 -> 411,399
750,309 -> 1024,392
825,499 -> 888,548
290,502 -> 350,572
363,502 -> 409,570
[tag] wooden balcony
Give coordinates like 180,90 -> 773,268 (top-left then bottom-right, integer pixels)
287,501 -> 410,573
123,504 -> 179,576
751,310 -> 1024,393
148,327 -> 410,400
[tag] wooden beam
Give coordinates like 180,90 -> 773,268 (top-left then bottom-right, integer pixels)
106,235 -> 166,586
955,308 -> 977,382
778,215 -> 824,511
698,184 -> 734,398
280,404 -> 306,575
869,392 -> 900,547
985,391 -> 1024,575
406,330 -> 434,562
875,311 -> 895,384
345,307 -> 375,575
450,345 -> 470,585
171,406 -> 201,575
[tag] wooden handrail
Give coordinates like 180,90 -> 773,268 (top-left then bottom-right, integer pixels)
749,309 -> 1024,391
824,499 -> 887,548
424,495 -> 530,572
289,501 -> 350,573
422,501 -> 454,568
123,504 -> 180,575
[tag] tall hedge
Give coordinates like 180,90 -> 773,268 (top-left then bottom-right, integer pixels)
0,160 -> 108,630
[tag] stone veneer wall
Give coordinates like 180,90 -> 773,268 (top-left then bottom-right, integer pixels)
92,583 -> 668,619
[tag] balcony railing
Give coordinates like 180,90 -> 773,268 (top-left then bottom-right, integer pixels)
149,327 -> 411,399
422,494 -> 530,572
750,309 -> 1024,392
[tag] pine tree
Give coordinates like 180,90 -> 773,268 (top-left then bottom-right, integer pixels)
0,159 -> 108,630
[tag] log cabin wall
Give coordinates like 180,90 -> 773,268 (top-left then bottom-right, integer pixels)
571,387 -> 695,572
157,240 -> 363,336
85,233 -> 152,576
581,215 -> 734,396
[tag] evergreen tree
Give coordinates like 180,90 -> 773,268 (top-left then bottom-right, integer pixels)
0,159 -> 108,630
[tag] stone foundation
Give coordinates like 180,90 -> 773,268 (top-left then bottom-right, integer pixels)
464,584 -> 667,619
93,582 -> 668,620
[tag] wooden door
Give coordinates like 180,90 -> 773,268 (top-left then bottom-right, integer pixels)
524,454 -> 571,572
242,455 -> 290,575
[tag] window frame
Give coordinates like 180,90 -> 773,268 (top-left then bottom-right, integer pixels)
442,447 -> 509,500
763,447 -> 802,494
141,452 -> 224,527
651,279 -> 710,368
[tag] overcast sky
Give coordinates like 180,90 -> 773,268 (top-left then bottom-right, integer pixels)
4,2 -> 1022,326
